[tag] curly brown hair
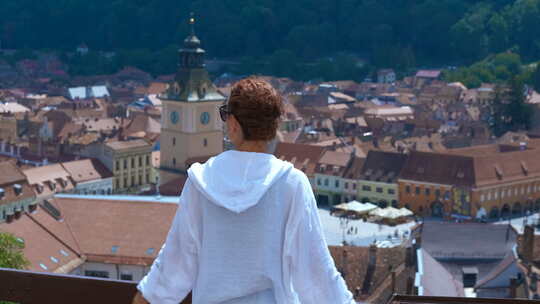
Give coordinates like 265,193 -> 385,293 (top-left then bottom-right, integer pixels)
228,77 -> 284,141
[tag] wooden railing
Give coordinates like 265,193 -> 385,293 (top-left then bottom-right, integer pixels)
0,267 -> 192,304
389,294 -> 538,303
1,268 -> 537,304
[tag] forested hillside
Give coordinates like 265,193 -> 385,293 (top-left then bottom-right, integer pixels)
2,0 -> 540,79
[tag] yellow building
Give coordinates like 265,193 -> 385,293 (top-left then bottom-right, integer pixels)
159,22 -> 225,185
106,140 -> 153,194
357,151 -> 408,208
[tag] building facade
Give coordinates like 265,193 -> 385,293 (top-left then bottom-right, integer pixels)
103,140 -> 153,194
398,144 -> 540,219
357,151 -> 407,208
61,159 -> 113,195
314,151 -> 353,205
0,161 -> 37,222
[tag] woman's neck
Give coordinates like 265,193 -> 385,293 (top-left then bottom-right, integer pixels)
236,140 -> 268,153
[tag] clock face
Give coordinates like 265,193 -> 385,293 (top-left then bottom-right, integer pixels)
170,111 -> 179,124
200,112 -> 210,125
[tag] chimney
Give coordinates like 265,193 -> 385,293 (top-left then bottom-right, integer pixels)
391,267 -> 397,294
522,225 -> 535,262
510,277 -> 518,298
405,246 -> 415,268
531,273 -> 538,292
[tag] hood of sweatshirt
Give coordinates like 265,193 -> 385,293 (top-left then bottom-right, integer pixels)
187,150 -> 294,213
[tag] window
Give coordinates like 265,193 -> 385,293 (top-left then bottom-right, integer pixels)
481,194 -> 485,202
435,189 -> 441,197
203,138 -> 208,147
172,158 -> 176,166
353,184 -> 357,190
139,156 -> 142,167
444,191 -> 451,200
173,137 -> 176,146
139,175 -> 143,185
131,158 -> 135,168
123,178 -> 128,188
146,155 -> 150,166
376,187 -> 383,193
362,185 -> 372,191
120,273 -> 133,281
115,179 -> 120,189
146,174 -> 149,183
115,161 -> 119,171
415,187 -> 420,195
131,176 -> 135,186
123,159 -> 127,169
345,182 -> 349,190
425,188 -> 431,196
388,189 -> 395,195
406,185 -> 411,194
335,180 -> 340,188
324,179 -> 329,186
317,178 -> 321,186
85,270 -> 109,278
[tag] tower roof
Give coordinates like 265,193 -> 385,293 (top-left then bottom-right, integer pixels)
159,13 -> 224,103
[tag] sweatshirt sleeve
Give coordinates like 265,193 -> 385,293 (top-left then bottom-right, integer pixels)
285,175 -> 355,304
137,180 -> 199,304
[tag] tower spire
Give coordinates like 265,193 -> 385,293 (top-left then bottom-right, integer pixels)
189,12 -> 196,36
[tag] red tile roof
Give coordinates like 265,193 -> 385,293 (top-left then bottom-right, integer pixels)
61,159 -> 113,183
0,211 -> 81,273
274,142 -> 326,177
55,197 -> 177,266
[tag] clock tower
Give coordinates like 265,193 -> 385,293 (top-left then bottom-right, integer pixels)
159,15 -> 225,185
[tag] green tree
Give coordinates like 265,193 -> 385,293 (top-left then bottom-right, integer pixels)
532,64 -> 540,92
506,76 -> 533,131
0,232 -> 29,269
489,84 -> 508,137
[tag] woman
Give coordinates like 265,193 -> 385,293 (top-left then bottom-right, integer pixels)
132,78 -> 354,304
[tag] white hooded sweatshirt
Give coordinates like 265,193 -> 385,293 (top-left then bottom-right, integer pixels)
137,150 -> 354,304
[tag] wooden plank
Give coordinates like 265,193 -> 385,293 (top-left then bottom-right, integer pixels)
0,268 -> 192,304
390,294 -> 538,304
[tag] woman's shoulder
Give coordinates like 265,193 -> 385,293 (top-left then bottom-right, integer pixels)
281,167 -> 310,191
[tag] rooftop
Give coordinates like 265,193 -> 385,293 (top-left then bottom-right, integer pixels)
105,139 -> 151,151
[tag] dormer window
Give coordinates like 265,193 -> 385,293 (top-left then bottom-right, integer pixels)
495,165 -> 503,180
333,166 -> 340,173
58,178 -> 67,188
521,161 -> 529,175
320,164 -> 327,172
13,184 -> 22,196
36,184 -> 44,194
